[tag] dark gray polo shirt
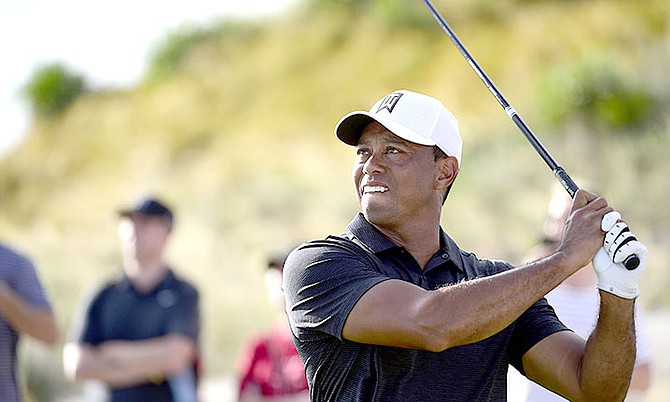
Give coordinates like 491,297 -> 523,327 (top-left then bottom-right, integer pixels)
283,213 -> 568,402
71,269 -> 200,402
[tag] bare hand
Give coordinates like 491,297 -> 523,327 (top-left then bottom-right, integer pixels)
556,189 -> 613,271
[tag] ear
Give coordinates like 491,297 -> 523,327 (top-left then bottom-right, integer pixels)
435,157 -> 458,191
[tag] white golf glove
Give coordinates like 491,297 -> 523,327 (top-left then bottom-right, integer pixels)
593,211 -> 647,299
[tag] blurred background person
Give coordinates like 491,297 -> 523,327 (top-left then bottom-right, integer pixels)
508,185 -> 653,402
235,246 -> 309,402
0,243 -> 59,402
63,196 -> 201,402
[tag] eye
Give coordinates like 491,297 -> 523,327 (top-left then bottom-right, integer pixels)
386,146 -> 401,154
356,148 -> 370,157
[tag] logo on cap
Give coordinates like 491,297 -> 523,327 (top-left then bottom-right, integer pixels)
376,92 -> 403,114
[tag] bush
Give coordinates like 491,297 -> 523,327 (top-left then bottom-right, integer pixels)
539,51 -> 655,132
144,25 -> 212,85
22,63 -> 87,119
143,20 -> 265,85
307,0 -> 433,28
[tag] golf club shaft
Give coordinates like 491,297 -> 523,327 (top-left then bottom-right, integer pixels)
422,0 -> 640,269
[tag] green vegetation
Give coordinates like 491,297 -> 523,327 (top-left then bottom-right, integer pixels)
21,62 -> 87,119
539,50 -> 658,130
2,0 -> 669,399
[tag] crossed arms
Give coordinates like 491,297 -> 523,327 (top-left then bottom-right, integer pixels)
63,333 -> 197,388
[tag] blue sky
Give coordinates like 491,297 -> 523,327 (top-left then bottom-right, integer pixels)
0,0 -> 299,157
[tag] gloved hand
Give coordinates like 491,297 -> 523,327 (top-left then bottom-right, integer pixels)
593,211 -> 647,299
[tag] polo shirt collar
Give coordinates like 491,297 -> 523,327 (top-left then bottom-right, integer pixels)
346,213 -> 465,272
118,268 -> 175,295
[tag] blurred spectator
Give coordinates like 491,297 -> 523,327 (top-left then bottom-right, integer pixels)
235,247 -> 309,402
63,196 -> 201,402
0,243 -> 59,402
508,186 -> 653,402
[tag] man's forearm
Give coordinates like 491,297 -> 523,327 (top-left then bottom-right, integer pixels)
0,283 -> 59,345
64,343 -> 155,387
580,291 -> 636,401
100,334 -> 196,376
429,252 -> 575,348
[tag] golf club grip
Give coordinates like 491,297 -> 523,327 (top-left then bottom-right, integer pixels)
553,168 -> 639,270
553,167 -> 578,198
422,0 -> 641,270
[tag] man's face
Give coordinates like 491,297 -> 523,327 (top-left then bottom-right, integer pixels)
118,213 -> 171,261
352,122 -> 442,227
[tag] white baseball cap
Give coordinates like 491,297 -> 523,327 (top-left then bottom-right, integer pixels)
335,89 -> 463,166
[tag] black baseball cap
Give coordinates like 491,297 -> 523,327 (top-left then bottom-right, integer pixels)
118,197 -> 174,226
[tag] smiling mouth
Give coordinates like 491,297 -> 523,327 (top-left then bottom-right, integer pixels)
363,185 -> 389,194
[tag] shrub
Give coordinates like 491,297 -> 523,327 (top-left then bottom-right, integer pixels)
539,51 -> 655,132
143,20 -> 263,85
144,25 -> 211,85
22,62 -> 87,119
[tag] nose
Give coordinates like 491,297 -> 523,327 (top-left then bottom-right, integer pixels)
362,150 -> 385,175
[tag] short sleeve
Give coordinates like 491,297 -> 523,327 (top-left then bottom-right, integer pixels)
164,283 -> 200,342
283,238 -> 390,342
68,284 -> 107,345
4,249 -> 51,309
507,297 -> 570,375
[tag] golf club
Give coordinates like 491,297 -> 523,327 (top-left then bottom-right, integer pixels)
421,0 -> 640,270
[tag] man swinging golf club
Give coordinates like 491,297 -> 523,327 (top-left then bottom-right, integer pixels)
283,89 -> 647,401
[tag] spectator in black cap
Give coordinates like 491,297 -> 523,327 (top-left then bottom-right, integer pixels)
63,196 -> 201,402
120,198 -> 174,227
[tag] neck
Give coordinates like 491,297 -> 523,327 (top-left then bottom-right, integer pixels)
124,257 -> 168,293
373,217 -> 441,269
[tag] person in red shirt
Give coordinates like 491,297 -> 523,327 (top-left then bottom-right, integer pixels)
235,248 -> 309,402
